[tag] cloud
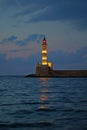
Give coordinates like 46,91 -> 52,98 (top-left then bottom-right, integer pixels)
25,34 -> 45,43
0,34 -> 44,45
0,34 -> 44,59
0,35 -> 18,44
48,47 -> 87,65
12,0 -> 87,29
7,35 -> 18,41
1,0 -> 87,29
15,34 -> 45,46
14,2 -> 45,17
35,1 -> 87,27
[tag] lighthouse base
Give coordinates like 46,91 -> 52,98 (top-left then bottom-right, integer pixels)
36,64 -> 53,76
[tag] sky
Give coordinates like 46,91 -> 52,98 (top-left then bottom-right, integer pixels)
0,0 -> 87,75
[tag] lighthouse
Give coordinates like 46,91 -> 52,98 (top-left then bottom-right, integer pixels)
42,37 -> 48,65
36,37 -> 53,76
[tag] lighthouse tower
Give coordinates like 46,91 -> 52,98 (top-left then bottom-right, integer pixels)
42,37 -> 48,65
36,37 -> 53,76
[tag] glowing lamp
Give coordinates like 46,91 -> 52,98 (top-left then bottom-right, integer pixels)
48,62 -> 53,68
42,50 -> 47,53
43,39 -> 46,42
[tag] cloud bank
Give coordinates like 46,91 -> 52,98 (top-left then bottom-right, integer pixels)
0,0 -> 87,29
0,34 -> 45,59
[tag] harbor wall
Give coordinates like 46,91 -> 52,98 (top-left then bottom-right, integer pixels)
52,70 -> 87,77
36,65 -> 87,77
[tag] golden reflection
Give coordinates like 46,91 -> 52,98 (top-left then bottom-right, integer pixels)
39,105 -> 47,109
41,89 -> 49,93
39,94 -> 48,110
40,77 -> 49,87
40,94 -> 47,101
40,77 -> 49,81
38,77 -> 50,110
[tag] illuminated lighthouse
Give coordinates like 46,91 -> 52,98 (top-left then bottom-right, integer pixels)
42,37 -> 48,65
36,37 -> 53,76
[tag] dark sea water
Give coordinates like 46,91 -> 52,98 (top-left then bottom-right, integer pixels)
0,77 -> 87,130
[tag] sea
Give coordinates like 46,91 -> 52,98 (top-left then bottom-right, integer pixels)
0,76 -> 87,130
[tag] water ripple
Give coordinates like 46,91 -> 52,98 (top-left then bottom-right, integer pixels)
0,122 -> 54,128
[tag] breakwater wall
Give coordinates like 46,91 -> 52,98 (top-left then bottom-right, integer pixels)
26,70 -> 87,77
51,70 -> 87,77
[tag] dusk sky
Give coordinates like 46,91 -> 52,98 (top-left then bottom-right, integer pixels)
0,0 -> 87,75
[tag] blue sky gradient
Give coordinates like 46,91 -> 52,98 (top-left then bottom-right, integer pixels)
0,0 -> 87,75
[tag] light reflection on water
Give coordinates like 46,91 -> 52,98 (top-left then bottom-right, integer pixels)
39,78 -> 50,110
40,78 -> 49,86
